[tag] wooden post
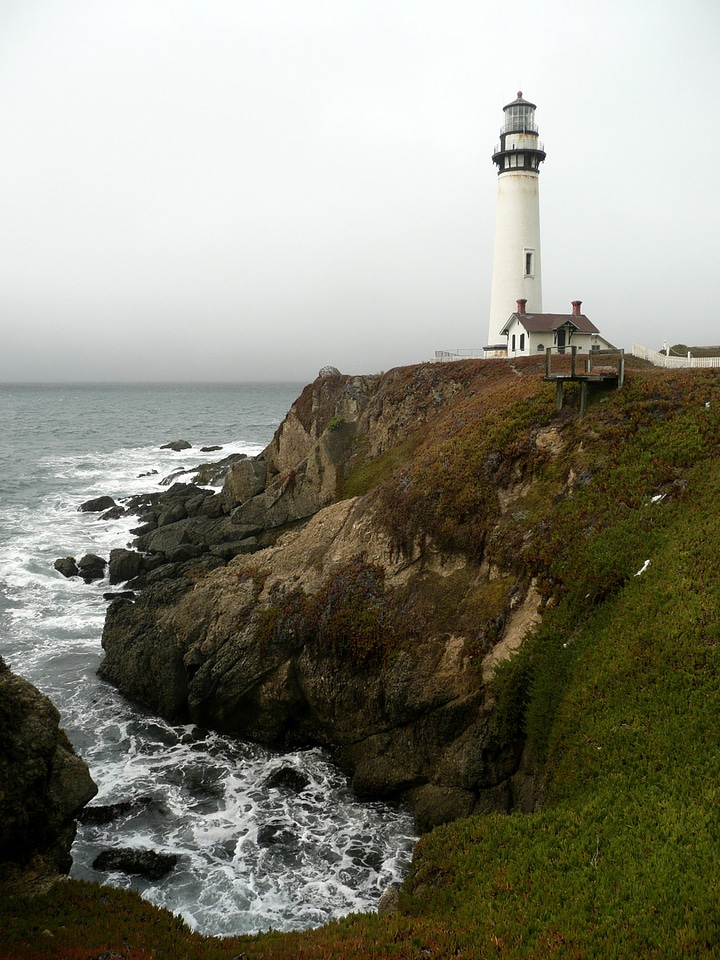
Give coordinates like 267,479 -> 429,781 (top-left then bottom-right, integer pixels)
580,380 -> 588,417
571,345 -> 578,377
546,347 -> 552,378
587,348 -> 593,374
556,380 -> 564,413
618,350 -> 625,387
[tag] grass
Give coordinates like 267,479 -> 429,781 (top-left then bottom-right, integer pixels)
5,361 -> 720,957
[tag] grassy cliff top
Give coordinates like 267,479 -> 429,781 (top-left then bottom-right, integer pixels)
4,359 -> 720,958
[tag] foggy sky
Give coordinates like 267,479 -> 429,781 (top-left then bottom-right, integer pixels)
0,0 -> 718,382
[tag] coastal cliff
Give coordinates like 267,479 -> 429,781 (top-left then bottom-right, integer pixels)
99,358 -> 567,828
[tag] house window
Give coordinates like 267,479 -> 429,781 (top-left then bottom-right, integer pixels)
524,249 -> 534,277
511,334 -> 516,351
537,343 -> 545,352
520,333 -> 525,351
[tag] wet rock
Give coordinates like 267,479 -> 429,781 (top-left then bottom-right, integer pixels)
77,801 -> 132,825
160,440 -> 192,451
54,556 -> 78,578
0,660 -> 97,874
191,453 -> 246,487
101,506 -> 127,521
256,823 -> 298,848
92,848 -> 178,880
108,548 -> 144,585
264,767 -> 310,793
200,445 -> 222,452
79,496 -> 117,513
77,554 -> 107,582
102,590 -> 137,602
79,796 -> 155,824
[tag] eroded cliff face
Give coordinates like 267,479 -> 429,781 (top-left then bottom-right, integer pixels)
0,659 -> 97,883
100,361 -> 560,830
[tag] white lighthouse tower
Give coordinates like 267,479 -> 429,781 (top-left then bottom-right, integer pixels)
486,92 -> 546,353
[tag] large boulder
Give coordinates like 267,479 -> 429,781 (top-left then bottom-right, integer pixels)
54,556 -> 79,578
77,554 -> 107,582
79,495 -> 117,513
160,439 -> 192,451
0,659 -> 97,876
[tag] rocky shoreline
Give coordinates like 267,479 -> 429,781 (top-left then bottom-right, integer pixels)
55,365 -> 552,833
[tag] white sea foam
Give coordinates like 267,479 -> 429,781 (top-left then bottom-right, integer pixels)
0,384 -> 415,936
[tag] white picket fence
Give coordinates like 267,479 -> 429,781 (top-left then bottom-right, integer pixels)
632,343 -> 720,369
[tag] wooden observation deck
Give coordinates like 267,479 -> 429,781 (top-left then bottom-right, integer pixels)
544,346 -> 625,416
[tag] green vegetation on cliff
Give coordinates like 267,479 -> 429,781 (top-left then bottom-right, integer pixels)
4,360 -> 720,958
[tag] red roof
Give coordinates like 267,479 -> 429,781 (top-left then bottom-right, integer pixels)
500,312 -> 600,336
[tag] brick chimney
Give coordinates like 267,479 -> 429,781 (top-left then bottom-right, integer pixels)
516,298 -> 527,314
571,300 -> 582,316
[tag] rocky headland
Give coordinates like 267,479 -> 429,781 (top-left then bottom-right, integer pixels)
95,359 -> 564,830
8,358 -> 720,956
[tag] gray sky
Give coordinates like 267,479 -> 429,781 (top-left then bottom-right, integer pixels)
0,0 -> 718,382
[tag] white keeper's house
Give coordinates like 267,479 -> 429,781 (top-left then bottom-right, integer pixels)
501,298 -> 614,358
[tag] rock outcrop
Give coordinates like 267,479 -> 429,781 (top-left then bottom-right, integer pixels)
0,658 -> 97,879
99,363 -> 558,831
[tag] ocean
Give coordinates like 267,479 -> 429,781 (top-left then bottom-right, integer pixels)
0,382 -> 415,936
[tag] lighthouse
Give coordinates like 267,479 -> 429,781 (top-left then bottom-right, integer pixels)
486,92 -> 546,353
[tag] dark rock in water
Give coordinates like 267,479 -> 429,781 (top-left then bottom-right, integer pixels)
264,766 -> 310,794
93,848 -> 178,880
200,445 -> 222,453
130,521 -> 157,536
108,548 -> 144,585
159,468 -> 187,487
103,590 -> 136,602
160,440 -> 192,451
100,506 -> 127,521
191,453 -> 246,487
79,495 -> 117,513
138,469 -> 159,478
256,823 -> 298,848
78,795 -> 156,825
77,554 -> 107,582
0,661 -> 97,874
77,801 -> 132,825
54,556 -> 78,578
125,492 -> 162,515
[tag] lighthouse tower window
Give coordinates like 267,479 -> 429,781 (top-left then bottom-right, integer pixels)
524,250 -> 534,277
